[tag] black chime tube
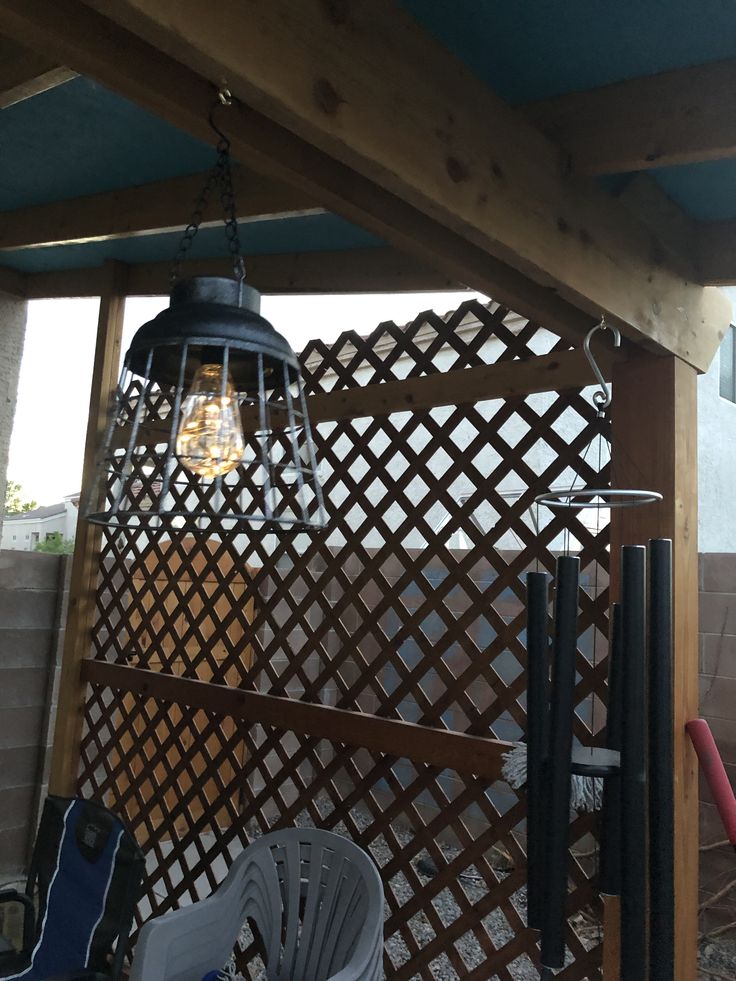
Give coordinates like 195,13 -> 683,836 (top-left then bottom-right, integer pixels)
540,555 -> 579,969
620,545 -> 648,981
525,571 -> 549,931
599,603 -> 623,896
648,538 -> 674,981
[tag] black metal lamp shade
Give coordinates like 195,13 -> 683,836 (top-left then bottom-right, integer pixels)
84,276 -> 326,533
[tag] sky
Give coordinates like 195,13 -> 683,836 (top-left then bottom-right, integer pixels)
8,290 -> 483,506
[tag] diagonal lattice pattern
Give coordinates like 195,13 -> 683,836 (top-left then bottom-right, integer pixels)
79,300 -> 609,978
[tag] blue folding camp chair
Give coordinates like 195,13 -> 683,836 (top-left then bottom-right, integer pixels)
0,796 -> 145,981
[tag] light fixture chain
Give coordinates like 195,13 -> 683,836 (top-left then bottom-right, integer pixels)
215,136 -> 246,282
169,90 -> 247,284
170,165 -> 220,286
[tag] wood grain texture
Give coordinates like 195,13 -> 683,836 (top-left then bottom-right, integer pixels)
83,660 -> 512,780
0,35 -> 74,108
527,58 -> 736,176
609,353 -> 699,981
48,261 -> 127,796
0,0 -> 729,368
0,167 -> 320,251
24,248 -> 464,299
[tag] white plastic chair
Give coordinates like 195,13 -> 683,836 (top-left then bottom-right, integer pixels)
129,828 -> 384,981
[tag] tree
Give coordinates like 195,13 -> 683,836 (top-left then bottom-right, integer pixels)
5,480 -> 37,515
35,532 -> 75,555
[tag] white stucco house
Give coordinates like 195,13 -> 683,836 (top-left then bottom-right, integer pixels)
1,493 -> 79,551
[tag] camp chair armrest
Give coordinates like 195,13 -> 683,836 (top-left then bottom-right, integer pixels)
0,888 -> 36,952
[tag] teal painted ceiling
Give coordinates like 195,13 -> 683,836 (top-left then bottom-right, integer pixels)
3,3 -> 736,274
400,0 -> 736,102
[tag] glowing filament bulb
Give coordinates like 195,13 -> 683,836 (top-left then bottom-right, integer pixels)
176,363 -> 245,478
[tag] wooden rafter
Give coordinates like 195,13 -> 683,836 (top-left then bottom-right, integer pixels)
0,264 -> 25,297
527,58 -> 736,176
0,167 -> 321,251
0,0 -> 729,371
0,35 -> 75,108
22,247 -> 464,299
696,220 -> 736,286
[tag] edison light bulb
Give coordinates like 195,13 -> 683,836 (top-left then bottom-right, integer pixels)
176,363 -> 245,478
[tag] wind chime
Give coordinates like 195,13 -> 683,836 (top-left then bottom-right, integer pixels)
85,88 -> 326,534
504,322 -> 675,980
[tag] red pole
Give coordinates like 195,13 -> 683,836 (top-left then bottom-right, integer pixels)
686,719 -> 736,849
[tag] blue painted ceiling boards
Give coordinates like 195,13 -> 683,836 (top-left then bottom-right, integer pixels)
399,0 -> 736,103
4,3 -> 736,274
0,77 -> 214,210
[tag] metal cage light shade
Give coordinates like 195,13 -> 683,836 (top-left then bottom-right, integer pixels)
85,276 -> 326,532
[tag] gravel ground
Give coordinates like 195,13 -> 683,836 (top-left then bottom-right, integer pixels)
699,935 -> 736,979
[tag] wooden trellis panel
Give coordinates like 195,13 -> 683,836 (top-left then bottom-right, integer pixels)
77,299 -> 610,979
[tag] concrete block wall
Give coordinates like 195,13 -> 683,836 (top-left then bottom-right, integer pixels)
0,550 -> 69,877
698,552 -> 736,932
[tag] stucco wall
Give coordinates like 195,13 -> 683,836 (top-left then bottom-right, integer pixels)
698,325 -> 736,553
0,293 -> 27,538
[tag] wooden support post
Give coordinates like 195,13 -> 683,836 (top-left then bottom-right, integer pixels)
606,352 -> 699,981
48,261 -> 128,796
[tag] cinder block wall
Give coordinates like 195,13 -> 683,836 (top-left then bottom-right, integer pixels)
698,552 -> 736,932
0,550 -> 69,876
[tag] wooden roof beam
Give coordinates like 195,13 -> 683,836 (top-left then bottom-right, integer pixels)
0,167 -> 322,251
0,264 -> 26,297
1,0 -> 729,369
24,247 -> 465,299
696,220 -> 736,286
0,35 -> 75,109
526,58 -> 736,176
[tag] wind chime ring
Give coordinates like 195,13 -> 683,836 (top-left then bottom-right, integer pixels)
534,488 -> 663,510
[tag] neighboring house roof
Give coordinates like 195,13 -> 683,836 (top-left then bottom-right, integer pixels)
3,502 -> 67,521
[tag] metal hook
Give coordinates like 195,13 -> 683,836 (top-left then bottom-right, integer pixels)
208,84 -> 233,147
583,318 -> 621,412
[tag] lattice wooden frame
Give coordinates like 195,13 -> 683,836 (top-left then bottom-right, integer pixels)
77,299 -> 610,979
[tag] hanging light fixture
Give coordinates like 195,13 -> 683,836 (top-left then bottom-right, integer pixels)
85,89 -> 326,533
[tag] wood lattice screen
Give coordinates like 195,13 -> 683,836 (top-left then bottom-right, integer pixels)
77,299 -> 610,979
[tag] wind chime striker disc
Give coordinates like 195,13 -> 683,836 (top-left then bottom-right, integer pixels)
534,488 -> 662,510
570,746 -> 621,777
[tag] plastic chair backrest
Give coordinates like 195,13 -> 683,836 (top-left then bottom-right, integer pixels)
130,828 -> 383,981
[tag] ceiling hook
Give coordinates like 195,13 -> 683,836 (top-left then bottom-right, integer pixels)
583,317 -> 621,412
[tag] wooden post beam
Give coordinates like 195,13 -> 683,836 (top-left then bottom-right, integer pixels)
608,353 -> 699,981
0,35 -> 75,108
0,0 -> 729,370
527,58 -> 736,177
48,260 -> 128,796
0,167 -> 321,251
